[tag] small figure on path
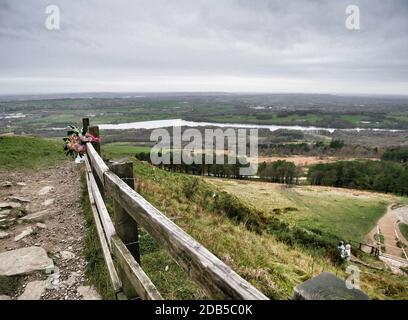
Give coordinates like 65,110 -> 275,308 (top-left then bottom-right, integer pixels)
338,241 -> 346,260
345,243 -> 352,261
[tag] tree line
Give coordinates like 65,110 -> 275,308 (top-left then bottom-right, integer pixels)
136,151 -> 250,179
258,160 -> 300,184
308,160 -> 408,195
136,151 -> 300,184
382,146 -> 408,163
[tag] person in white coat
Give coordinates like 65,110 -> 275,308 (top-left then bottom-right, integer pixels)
345,243 -> 352,261
338,241 -> 346,260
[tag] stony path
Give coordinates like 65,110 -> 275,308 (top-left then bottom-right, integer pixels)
0,162 -> 100,300
395,206 -> 408,245
366,204 -> 408,274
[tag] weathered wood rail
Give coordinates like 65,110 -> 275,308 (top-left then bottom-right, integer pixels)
349,240 -> 380,257
82,119 -> 268,300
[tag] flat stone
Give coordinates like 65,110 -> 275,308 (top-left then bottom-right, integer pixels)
0,202 -> 21,209
293,272 -> 370,300
0,209 -> 11,216
0,295 -> 11,300
17,280 -> 47,300
14,227 -> 34,241
38,186 -> 54,196
60,250 -> 76,261
0,181 -> 12,188
0,231 -> 9,239
16,182 -> 27,187
21,210 -> 50,222
77,286 -> 101,300
36,223 -> 47,229
42,199 -> 55,207
9,196 -> 30,203
0,246 -> 54,276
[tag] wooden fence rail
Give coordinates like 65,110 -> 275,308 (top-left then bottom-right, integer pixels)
82,119 -> 268,300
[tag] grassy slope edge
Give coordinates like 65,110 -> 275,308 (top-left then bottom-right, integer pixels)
128,160 -> 408,300
0,135 -> 65,171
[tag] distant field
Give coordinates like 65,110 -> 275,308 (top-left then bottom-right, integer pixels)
255,155 -> 338,166
207,179 -> 408,242
102,142 -> 151,159
0,135 -> 65,170
2,94 -> 408,137
207,113 -> 324,126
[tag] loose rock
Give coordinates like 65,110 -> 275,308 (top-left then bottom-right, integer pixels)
60,251 -> 76,261
14,227 -> 34,242
9,196 -> 31,203
42,199 -> 55,207
36,223 -> 47,229
0,246 -> 54,276
77,286 -> 101,300
0,209 -> 11,216
38,186 -> 54,196
20,210 -> 50,222
0,202 -> 21,209
0,181 -> 12,188
18,280 -> 47,300
0,231 -> 9,239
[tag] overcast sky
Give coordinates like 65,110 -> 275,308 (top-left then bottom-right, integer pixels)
0,0 -> 407,95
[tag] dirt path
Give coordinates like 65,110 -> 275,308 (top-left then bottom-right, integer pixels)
0,162 -> 100,300
395,206 -> 408,245
367,204 -> 408,259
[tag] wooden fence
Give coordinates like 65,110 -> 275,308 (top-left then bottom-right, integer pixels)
82,119 -> 268,300
349,240 -> 380,257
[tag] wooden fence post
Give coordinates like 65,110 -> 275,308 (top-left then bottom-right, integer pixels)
111,161 -> 141,300
88,125 -> 101,155
82,118 -> 89,134
88,125 -> 105,199
111,161 -> 141,263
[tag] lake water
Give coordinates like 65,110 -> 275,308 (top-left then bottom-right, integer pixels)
99,119 -> 403,133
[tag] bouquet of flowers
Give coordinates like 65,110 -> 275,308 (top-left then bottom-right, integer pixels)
63,126 -> 100,162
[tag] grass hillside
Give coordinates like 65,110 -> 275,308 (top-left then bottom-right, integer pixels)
207,179 -> 408,243
130,160 -> 338,299
102,142 -> 151,159
99,140 -> 408,300
0,135 -> 65,171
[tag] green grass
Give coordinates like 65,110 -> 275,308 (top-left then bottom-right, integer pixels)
207,113 -> 324,126
80,170 -> 115,300
207,179 -> 406,243
126,160 -> 408,300
0,135 -> 65,171
338,114 -> 373,124
99,147 -> 408,299
138,228 -> 205,299
400,223 -> 408,242
102,143 -> 151,159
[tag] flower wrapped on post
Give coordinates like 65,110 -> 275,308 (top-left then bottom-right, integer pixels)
63,125 -> 101,161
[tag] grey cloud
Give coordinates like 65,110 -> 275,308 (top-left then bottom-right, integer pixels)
0,0 -> 407,94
